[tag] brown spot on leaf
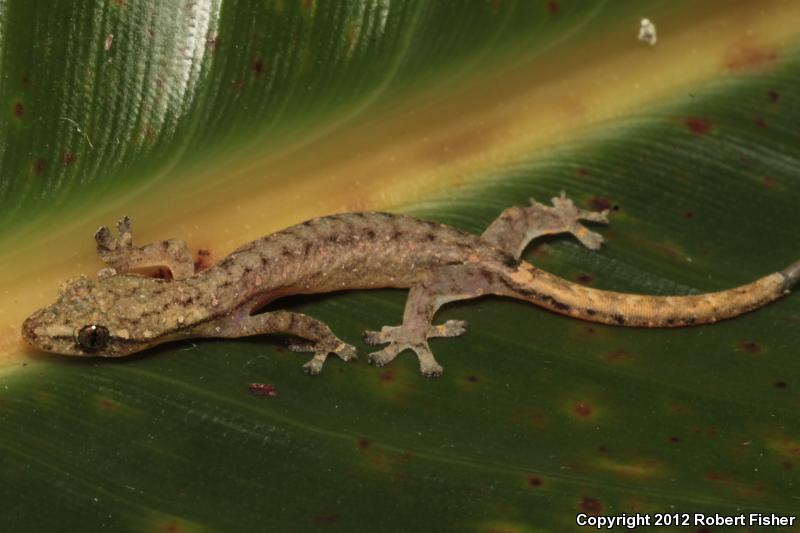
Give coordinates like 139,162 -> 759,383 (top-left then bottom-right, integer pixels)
767,89 -> 780,102
379,369 -> 394,382
596,445 -> 607,453
546,1 -> 560,15
576,274 -> 592,284
527,475 -> 542,487
466,374 -> 479,383
302,0 -> 315,9
249,383 -> 278,397
580,496 -> 603,515
684,210 -> 694,219
21,73 -> 29,86
312,512 -> 338,525
574,402 -> 593,417
738,341 -> 761,354
589,196 -> 616,212
99,397 -> 119,411
774,381 -> 788,389
31,158 -> 47,176
753,117 -> 767,129
782,461 -> 793,470
723,38 -> 778,71
61,150 -> 76,166
685,116 -> 713,135
12,101 -> 24,118
577,167 -> 589,177
706,471 -> 729,482
357,437 -> 371,451
669,436 -> 681,443
251,58 -> 265,76
761,176 -> 777,189
605,349 -> 634,363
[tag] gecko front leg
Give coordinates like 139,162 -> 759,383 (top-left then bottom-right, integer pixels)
95,216 -> 195,280
204,310 -> 357,374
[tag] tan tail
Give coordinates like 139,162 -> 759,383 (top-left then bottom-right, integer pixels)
504,260 -> 797,328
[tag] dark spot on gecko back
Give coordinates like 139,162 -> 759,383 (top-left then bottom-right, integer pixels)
194,249 -> 212,271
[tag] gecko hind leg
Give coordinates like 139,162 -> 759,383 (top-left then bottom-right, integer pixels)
481,192 -> 610,258
95,216 -> 195,280
363,266 -> 505,377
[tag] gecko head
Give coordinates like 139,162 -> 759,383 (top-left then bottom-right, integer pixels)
22,274 -> 188,357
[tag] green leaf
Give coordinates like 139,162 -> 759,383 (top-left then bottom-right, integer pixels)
2,1 -> 800,531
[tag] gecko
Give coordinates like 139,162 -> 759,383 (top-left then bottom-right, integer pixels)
22,193 -> 800,377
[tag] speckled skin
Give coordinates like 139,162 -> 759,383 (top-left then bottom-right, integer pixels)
22,193 -> 800,377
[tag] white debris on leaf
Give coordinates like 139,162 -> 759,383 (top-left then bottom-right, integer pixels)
638,18 -> 657,46
104,33 -> 114,52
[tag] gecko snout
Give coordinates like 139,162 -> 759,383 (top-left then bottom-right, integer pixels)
21,313 -> 41,348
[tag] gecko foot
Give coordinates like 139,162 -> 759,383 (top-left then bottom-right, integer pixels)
288,338 -> 358,375
367,341 -> 444,377
362,320 -> 467,345
544,192 -> 609,250
363,322 -> 463,377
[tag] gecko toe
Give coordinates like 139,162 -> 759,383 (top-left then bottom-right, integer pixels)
302,358 -> 324,375
362,325 -> 399,346
334,342 -> 358,362
367,344 -> 404,367
430,320 -> 467,338
362,330 -> 383,346
421,363 -> 444,378
94,226 -> 116,251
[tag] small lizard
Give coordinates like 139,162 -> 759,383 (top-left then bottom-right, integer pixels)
22,193 -> 800,377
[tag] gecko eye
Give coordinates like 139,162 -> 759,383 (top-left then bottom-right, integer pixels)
76,325 -> 110,352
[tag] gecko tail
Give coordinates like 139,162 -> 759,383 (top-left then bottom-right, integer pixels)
781,259 -> 800,289
504,260 -> 794,328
